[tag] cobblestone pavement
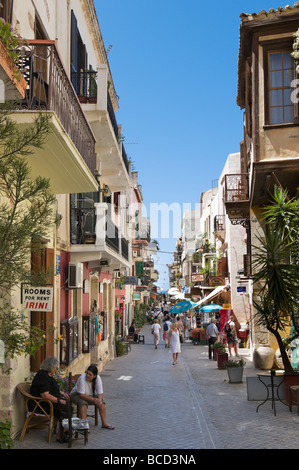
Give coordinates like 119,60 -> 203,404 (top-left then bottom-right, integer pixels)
13,324 -> 299,451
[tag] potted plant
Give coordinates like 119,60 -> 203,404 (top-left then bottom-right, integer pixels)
191,328 -> 201,344
212,341 -> 226,361
224,358 -> 246,383
0,19 -> 27,99
214,342 -> 228,369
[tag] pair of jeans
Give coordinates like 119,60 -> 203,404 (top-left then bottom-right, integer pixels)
208,336 -> 217,359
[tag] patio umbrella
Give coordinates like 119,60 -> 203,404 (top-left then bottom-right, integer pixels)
169,300 -> 197,314
198,304 -> 222,313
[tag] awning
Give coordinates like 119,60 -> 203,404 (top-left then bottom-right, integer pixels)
196,284 -> 230,307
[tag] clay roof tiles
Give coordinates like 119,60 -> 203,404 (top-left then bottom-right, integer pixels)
239,3 -> 299,22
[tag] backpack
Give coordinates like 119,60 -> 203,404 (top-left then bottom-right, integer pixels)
224,322 -> 231,333
163,322 -> 169,331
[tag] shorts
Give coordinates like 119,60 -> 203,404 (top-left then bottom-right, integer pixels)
70,392 -> 105,407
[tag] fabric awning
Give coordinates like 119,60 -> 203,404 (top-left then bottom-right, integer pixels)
196,284 -> 230,307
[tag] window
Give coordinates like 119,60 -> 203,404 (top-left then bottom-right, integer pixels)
267,51 -> 296,124
60,317 -> 78,365
82,314 -> 96,353
0,0 -> 13,23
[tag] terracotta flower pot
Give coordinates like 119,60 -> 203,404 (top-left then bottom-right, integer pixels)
217,353 -> 228,370
0,40 -> 27,100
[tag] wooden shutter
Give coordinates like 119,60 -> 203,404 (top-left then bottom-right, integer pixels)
30,247 -> 55,372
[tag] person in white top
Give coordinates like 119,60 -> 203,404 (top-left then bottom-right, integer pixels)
151,319 -> 161,349
70,365 -> 114,430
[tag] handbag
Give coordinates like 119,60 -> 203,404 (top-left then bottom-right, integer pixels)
180,335 -> 184,344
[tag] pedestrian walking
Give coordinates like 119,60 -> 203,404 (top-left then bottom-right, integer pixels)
224,314 -> 239,357
168,322 -> 181,365
176,315 -> 184,344
70,365 -> 114,430
151,319 -> 161,349
206,317 -> 219,359
164,316 -> 172,347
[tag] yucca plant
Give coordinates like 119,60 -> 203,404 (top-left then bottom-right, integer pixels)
252,186 -> 299,374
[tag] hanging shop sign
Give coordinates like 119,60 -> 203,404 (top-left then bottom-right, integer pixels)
133,293 -> 141,300
191,274 -> 205,283
123,276 -> 139,285
22,286 -> 53,312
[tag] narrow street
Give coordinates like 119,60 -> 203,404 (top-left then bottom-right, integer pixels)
13,324 -> 299,451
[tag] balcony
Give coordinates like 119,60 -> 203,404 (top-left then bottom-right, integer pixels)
251,160 -> 299,205
14,40 -> 98,194
214,215 -> 226,243
75,66 -> 130,191
224,174 -> 250,222
70,203 -> 130,270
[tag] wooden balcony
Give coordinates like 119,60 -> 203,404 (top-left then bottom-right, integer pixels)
214,215 -> 226,243
224,174 -> 250,222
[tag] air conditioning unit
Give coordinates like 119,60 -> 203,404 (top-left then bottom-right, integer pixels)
100,259 -> 110,267
68,262 -> 83,289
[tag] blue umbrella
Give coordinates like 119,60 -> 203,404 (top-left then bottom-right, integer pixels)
169,300 -> 197,314
198,304 -> 222,313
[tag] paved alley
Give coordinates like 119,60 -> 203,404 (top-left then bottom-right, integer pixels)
13,324 -> 299,451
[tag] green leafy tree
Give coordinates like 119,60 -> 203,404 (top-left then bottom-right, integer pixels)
0,107 -> 56,368
252,186 -> 299,374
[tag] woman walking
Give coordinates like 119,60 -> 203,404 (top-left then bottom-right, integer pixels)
151,319 -> 161,349
168,322 -> 181,365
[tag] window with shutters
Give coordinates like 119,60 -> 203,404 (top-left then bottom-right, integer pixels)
30,246 -> 55,372
70,9 -> 88,97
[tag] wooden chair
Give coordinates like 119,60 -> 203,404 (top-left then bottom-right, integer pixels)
127,332 -> 135,344
17,383 -> 57,443
68,372 -> 98,426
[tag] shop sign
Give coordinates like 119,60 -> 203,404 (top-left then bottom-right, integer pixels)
133,293 -> 141,300
191,274 -> 205,283
123,276 -> 138,285
22,287 -> 53,311
208,276 -> 225,287
237,286 -> 246,296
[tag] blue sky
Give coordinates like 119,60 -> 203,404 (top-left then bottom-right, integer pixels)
94,0 -> 291,289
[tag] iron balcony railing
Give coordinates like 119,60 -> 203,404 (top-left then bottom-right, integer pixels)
17,40 -> 96,176
70,207 -> 129,260
71,68 -> 97,103
224,174 -> 249,203
70,69 -> 130,177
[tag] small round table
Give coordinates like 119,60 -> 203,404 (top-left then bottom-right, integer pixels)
256,371 -> 288,416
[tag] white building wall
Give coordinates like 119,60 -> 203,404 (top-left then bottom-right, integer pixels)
218,153 -> 249,324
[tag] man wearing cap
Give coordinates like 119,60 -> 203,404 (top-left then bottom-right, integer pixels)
206,317 -> 219,359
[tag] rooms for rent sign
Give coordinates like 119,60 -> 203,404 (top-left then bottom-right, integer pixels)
22,287 -> 53,312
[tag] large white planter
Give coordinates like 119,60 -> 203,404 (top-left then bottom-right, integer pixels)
227,366 -> 244,383
253,345 -> 275,370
